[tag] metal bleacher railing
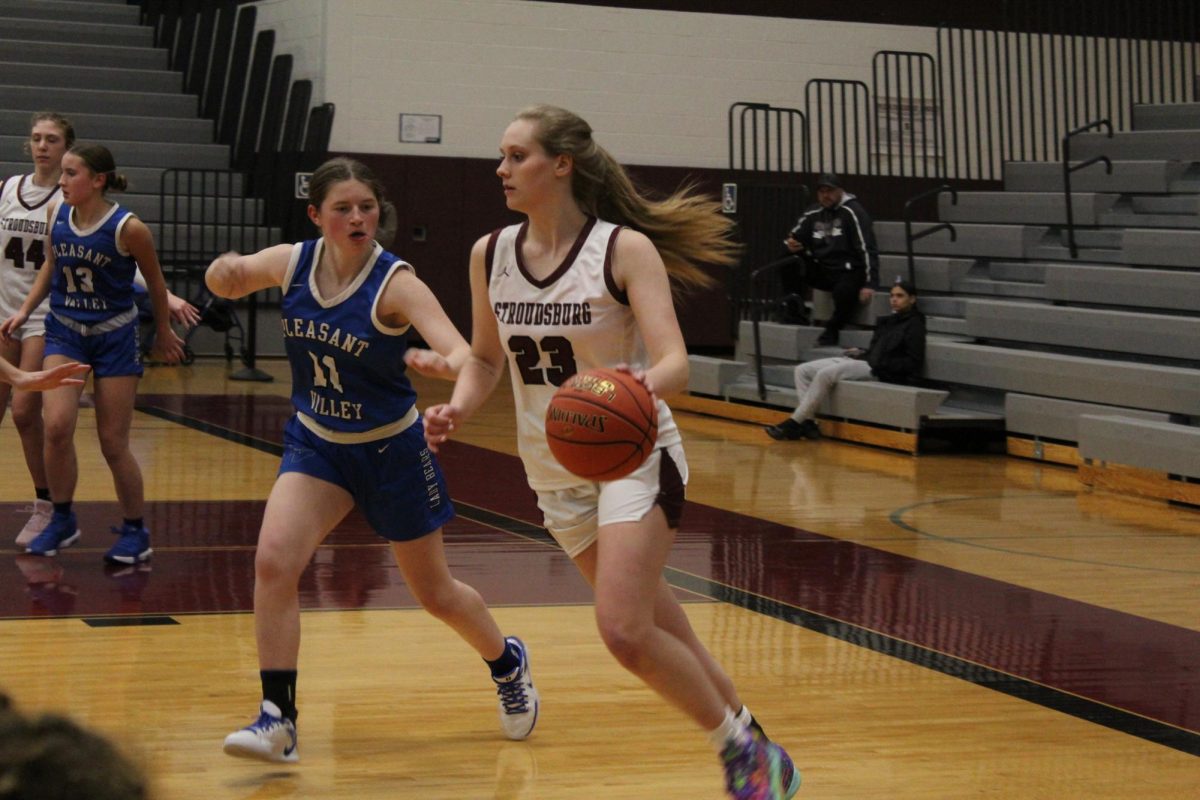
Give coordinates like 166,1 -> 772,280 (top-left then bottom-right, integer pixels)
134,0 -> 335,372
727,0 -> 1199,330
1061,119 -> 1113,259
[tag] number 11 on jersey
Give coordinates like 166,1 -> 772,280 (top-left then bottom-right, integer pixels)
307,350 -> 344,392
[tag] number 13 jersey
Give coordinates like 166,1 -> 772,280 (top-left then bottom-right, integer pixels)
487,217 -> 680,490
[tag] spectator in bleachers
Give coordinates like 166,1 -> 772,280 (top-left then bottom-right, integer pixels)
765,278 -> 925,441
781,171 -> 880,344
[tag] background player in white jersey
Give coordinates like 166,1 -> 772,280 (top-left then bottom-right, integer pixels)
0,112 -> 73,547
0,144 -> 184,564
0,112 -> 198,548
205,158 -> 537,764
421,105 -> 800,800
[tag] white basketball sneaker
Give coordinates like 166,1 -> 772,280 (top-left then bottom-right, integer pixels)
223,700 -> 298,763
493,636 -> 539,740
15,500 -> 52,548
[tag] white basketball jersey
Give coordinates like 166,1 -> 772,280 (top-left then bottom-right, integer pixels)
488,218 -> 681,490
0,174 -> 58,319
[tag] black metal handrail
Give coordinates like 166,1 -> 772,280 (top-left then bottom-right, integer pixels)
726,102 -> 808,172
159,168 -> 275,380
903,185 -> 959,287
746,255 -> 802,402
1062,119 -> 1113,259
935,1 -> 1197,181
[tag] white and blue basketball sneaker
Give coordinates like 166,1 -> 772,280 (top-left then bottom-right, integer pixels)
493,636 -> 539,740
223,700 -> 298,763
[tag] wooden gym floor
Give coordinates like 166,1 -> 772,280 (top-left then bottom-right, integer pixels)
0,359 -> 1196,799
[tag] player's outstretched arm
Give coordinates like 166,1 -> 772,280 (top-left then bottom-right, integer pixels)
423,236 -> 506,450
0,358 -> 89,391
205,245 -> 293,300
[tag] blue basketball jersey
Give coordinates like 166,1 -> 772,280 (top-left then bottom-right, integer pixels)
281,238 -> 417,439
49,202 -> 138,325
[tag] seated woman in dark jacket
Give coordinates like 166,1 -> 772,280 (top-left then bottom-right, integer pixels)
765,279 -> 926,440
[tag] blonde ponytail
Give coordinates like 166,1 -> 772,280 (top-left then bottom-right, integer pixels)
514,105 -> 739,289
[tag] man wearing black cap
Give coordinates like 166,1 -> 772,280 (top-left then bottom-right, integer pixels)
782,171 -> 879,345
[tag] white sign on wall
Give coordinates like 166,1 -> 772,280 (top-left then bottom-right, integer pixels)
400,113 -> 442,144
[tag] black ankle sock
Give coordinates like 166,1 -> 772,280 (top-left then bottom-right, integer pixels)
35,487 -> 50,502
485,640 -> 520,678
124,518 -> 144,531
52,502 -> 72,517
261,670 -> 298,722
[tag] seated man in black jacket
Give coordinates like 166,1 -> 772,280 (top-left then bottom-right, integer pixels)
766,279 -> 925,441
781,172 -> 880,345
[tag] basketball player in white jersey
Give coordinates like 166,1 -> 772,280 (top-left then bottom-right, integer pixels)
0,113 -> 73,546
421,105 -> 801,800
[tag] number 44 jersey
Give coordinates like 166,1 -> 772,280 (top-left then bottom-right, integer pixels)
0,175 -> 58,327
486,217 -> 680,490
280,238 -> 418,441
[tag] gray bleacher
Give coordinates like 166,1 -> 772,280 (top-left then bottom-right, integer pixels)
0,0 -> 286,355
690,99 -> 1200,469
0,0 -> 287,227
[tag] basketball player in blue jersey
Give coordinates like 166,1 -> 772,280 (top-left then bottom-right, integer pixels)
0,113 -> 199,549
205,157 -> 537,764
0,143 -> 184,565
422,105 -> 801,800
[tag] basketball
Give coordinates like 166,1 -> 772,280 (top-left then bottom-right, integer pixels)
545,368 -> 658,481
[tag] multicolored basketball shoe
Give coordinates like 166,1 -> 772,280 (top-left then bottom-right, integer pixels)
223,700 -> 298,763
493,636 -> 539,740
721,731 -> 801,799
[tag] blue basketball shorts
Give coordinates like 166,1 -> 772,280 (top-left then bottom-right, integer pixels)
44,314 -> 142,378
279,415 -> 455,542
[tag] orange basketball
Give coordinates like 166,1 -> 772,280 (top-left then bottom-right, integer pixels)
545,368 -> 658,481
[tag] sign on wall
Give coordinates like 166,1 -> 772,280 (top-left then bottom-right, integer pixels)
400,113 -> 442,144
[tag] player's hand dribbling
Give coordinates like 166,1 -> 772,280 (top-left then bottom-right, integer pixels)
613,363 -> 659,403
422,403 -> 459,452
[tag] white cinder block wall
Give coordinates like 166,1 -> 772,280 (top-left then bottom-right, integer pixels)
250,0 -> 935,168
249,0 -> 328,103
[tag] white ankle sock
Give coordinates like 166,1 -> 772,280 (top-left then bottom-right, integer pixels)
707,708 -> 749,753
735,705 -> 754,730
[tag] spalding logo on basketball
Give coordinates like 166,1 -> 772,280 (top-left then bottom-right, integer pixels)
545,367 -> 658,481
